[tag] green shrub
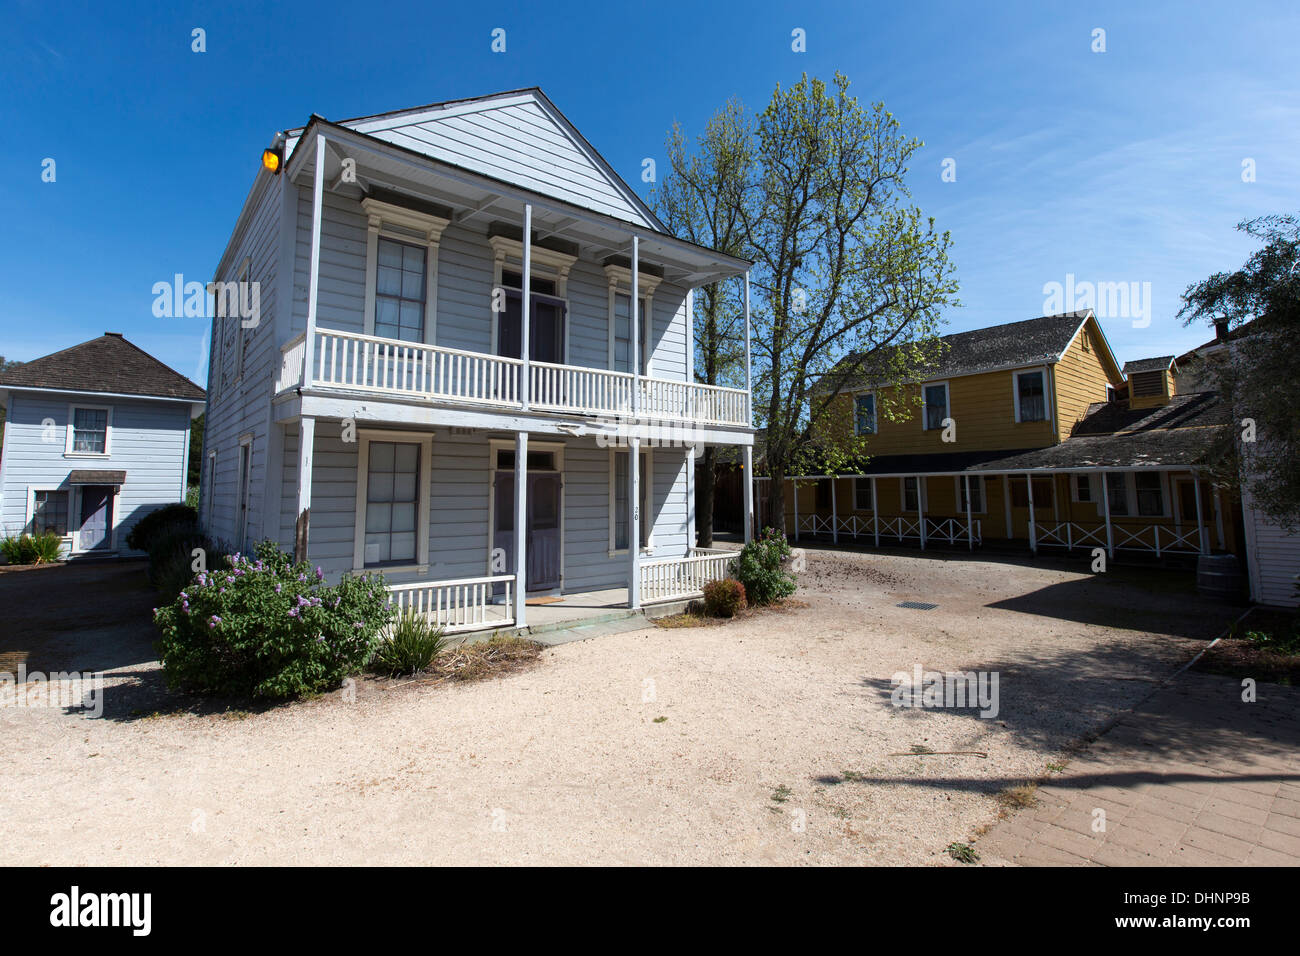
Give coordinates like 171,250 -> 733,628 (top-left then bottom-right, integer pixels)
0,531 -> 63,565
152,540 -> 393,699
701,578 -> 747,618
147,524 -> 212,587
152,534 -> 233,602
736,527 -> 797,606
370,610 -> 449,676
126,503 -> 198,553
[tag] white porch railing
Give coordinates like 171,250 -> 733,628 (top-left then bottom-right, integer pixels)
638,548 -> 737,604
796,514 -> 982,546
386,574 -> 515,634
276,332 -> 307,392
1035,522 -> 1205,555
312,328 -> 522,406
288,328 -> 750,427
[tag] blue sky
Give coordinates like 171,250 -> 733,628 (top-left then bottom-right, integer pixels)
2,0 -> 1297,383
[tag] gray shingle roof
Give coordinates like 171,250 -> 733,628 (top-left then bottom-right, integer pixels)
1122,355 -> 1175,375
826,311 -> 1092,390
0,333 -> 205,401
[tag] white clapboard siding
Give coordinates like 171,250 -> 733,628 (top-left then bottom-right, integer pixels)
1242,479 -> 1300,607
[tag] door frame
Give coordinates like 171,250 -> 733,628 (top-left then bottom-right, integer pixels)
486,438 -> 566,594
490,289 -> 571,367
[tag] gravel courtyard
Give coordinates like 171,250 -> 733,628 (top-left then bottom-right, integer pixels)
0,547 -> 1237,866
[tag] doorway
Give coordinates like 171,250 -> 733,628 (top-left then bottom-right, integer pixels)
77,485 -> 114,552
491,445 -> 563,593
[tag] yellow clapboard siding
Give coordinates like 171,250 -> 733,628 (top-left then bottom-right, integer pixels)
1053,315 -> 1125,439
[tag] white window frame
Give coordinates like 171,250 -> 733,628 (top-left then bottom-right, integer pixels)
900,476 -> 928,512
1071,473 -> 1093,503
1013,368 -> 1049,424
853,477 -> 874,511
953,475 -> 987,514
608,445 -> 654,556
362,197 -> 450,345
25,486 -> 72,540
351,429 -> 433,574
1133,470 -> 1169,518
488,239 -> 573,364
604,263 -> 661,376
921,381 -> 950,431
204,450 -> 218,530
64,403 -> 112,457
853,391 -> 877,436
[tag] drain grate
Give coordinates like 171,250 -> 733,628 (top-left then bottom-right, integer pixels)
897,601 -> 939,611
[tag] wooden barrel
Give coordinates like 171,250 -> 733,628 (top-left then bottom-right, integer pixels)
1197,553 -> 1245,601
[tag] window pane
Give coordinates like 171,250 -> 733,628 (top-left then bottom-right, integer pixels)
1018,372 -> 1046,422
855,394 -> 875,434
854,478 -> 872,510
377,264 -> 402,296
365,440 -> 420,567
34,490 -> 68,535
1135,473 -> 1164,516
1106,473 -> 1129,515
614,453 -> 628,549
924,386 -> 947,429
904,477 -> 918,511
1076,475 -> 1092,501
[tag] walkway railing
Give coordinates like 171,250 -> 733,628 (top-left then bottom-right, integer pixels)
796,514 -> 981,547
638,548 -> 737,604
1035,521 -> 1205,555
386,574 -> 515,634
280,328 -> 751,427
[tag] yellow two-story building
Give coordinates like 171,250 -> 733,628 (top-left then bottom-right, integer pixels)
760,310 -> 1239,560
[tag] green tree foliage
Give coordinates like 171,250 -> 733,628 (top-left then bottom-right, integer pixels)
1179,213 -> 1300,529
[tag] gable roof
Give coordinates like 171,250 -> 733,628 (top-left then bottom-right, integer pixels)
0,333 -> 205,401
285,88 -> 662,231
1122,355 -> 1175,375
826,310 -> 1102,391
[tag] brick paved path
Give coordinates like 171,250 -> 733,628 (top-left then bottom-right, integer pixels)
977,671 -> 1300,866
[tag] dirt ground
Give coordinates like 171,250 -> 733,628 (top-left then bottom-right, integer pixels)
0,547 -> 1238,865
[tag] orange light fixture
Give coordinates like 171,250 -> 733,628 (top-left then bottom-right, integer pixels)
261,148 -> 282,174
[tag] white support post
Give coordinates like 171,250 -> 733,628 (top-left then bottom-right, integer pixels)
1193,472 -> 1208,554
302,136 -> 327,389
871,477 -> 880,548
630,235 -> 639,415
629,437 -> 642,607
917,476 -> 926,549
294,416 -> 315,563
964,475 -> 974,550
830,478 -> 838,545
520,203 -> 532,410
742,445 -> 754,543
793,479 -> 800,541
1025,473 -> 1037,553
744,270 -> 752,424
1100,471 -> 1114,560
513,431 -> 528,627
1002,475 -> 1013,539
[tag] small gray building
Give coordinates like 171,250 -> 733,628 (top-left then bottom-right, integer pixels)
0,333 -> 205,557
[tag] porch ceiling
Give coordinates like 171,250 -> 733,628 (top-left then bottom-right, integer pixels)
287,119 -> 750,287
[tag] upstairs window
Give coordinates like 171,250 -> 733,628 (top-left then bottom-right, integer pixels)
854,393 -> 876,435
612,292 -> 651,375
67,406 -> 110,455
922,383 -> 949,431
375,238 -> 427,342
1015,370 -> 1047,423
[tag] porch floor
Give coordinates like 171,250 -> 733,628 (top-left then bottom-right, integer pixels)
521,587 -> 633,631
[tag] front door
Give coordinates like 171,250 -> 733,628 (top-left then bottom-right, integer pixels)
78,486 -> 113,551
493,469 -> 562,593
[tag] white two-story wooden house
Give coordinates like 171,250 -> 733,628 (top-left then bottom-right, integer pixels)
201,89 -> 755,632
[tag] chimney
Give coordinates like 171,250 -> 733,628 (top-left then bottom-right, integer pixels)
1214,318 -> 1229,343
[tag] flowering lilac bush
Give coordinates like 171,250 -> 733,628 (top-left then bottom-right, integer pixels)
153,540 -> 392,699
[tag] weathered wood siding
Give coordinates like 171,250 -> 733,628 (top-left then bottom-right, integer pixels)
1053,315 -> 1124,439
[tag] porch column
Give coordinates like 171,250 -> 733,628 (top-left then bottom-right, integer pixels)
792,479 -> 799,541
513,431 -> 528,627
1213,483 -> 1225,549
829,478 -> 838,544
742,445 -> 754,543
1099,471 -> 1114,560
744,270 -> 752,424
917,476 -> 926,549
964,475 -> 974,550
1025,472 -> 1037,553
629,436 -> 642,607
630,235 -> 639,415
302,135 -> 327,389
293,416 -> 315,563
1002,475 -> 1013,538
520,203 -> 532,409
871,477 -> 880,547
1193,471 -> 1208,554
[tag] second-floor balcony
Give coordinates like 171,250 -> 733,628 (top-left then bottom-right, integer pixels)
276,326 -> 751,428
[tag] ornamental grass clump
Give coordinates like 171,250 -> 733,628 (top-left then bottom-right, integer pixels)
153,540 -> 392,699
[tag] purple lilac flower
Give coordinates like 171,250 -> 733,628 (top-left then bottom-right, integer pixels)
288,608 -> 299,618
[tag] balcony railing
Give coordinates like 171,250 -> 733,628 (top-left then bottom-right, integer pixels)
278,327 -> 750,427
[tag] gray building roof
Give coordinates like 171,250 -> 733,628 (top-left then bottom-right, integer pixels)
0,333 -> 205,401
824,311 -> 1093,391
1122,355 -> 1175,375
